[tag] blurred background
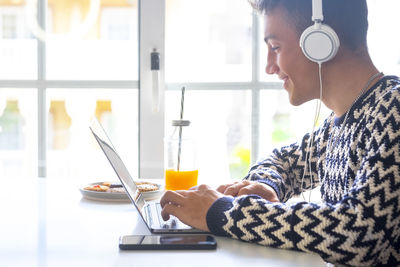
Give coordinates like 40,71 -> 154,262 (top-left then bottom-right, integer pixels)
0,0 -> 398,184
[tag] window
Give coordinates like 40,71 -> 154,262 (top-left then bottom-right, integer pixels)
0,0 -> 139,181
367,0 -> 400,75
101,8 -> 137,40
165,0 -> 400,185
2,14 -> 17,39
0,0 -> 399,183
163,0 -> 330,184
165,0 -> 252,82
165,0 -> 254,183
0,7 -> 31,39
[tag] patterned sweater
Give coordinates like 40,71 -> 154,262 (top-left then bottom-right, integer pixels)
206,76 -> 400,266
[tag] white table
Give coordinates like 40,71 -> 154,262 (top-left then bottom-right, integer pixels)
0,178 -> 326,267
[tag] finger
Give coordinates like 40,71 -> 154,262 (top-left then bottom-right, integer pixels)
161,203 -> 180,221
174,190 -> 190,197
189,185 -> 199,190
223,186 -> 240,196
160,191 -> 186,207
218,182 -> 240,192
196,184 -> 210,190
224,181 -> 250,196
237,186 -> 251,196
216,184 -> 229,193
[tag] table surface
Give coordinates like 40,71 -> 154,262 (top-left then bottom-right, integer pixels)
0,178 -> 326,267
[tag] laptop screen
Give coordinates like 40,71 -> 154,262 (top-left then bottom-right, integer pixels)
89,118 -> 145,211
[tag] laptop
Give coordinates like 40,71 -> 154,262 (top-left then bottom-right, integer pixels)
89,117 -> 206,234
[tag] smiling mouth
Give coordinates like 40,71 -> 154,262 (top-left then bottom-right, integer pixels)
280,76 -> 289,88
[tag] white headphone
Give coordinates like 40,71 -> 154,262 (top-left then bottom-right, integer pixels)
299,0 -> 340,64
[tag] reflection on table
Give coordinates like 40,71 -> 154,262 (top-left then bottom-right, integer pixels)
0,178 -> 326,267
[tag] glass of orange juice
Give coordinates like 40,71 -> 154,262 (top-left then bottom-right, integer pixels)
164,120 -> 198,190
165,169 -> 198,191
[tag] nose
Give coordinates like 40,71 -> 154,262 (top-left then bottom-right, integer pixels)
265,51 -> 279,75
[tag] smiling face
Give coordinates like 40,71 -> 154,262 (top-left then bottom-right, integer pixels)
264,7 -> 320,106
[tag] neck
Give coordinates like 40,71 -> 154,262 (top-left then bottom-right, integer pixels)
320,51 -> 380,117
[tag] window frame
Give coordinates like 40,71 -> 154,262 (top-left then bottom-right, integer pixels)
0,0 -> 140,177
0,0 -> 283,178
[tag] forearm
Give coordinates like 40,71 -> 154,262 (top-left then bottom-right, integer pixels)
206,193 -> 398,267
245,143 -> 311,202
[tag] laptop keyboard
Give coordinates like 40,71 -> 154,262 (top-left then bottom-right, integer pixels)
155,202 -> 177,228
144,201 -> 192,230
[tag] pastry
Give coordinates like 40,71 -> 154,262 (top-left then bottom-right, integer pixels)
136,182 -> 159,192
102,182 -> 122,188
84,184 -> 109,192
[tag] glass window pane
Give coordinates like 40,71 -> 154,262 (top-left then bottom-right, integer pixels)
165,90 -> 251,183
258,89 -> 331,160
46,89 -> 138,182
44,0 -> 138,80
0,4 -> 36,79
165,0 -> 253,82
0,89 -> 38,178
367,0 -> 400,75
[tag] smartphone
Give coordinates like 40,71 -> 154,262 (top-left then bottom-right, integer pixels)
119,234 -> 217,250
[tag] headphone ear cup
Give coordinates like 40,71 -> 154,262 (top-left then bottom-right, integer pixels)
299,24 -> 340,64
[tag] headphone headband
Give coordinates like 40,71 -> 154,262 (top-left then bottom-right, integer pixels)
299,0 -> 340,64
312,0 -> 323,22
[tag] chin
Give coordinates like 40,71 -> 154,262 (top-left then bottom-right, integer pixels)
289,99 -> 303,106
287,91 -> 303,106
288,94 -> 310,106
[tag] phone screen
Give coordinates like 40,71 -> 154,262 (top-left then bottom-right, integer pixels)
119,235 -> 217,250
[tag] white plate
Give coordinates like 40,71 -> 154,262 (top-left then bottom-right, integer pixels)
80,182 -> 164,202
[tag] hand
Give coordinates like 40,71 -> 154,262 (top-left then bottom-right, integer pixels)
160,184 -> 224,232
217,180 -> 280,202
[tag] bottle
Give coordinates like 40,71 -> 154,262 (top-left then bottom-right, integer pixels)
95,100 -> 112,120
164,119 -> 198,190
0,99 -> 25,150
94,99 -> 115,136
48,100 -> 72,150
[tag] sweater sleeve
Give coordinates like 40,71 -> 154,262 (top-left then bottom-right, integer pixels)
207,161 -> 400,266
244,116 -> 332,202
206,96 -> 400,266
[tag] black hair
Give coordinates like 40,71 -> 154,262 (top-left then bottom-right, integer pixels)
249,0 -> 369,52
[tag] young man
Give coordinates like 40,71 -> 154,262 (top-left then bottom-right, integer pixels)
160,0 -> 400,266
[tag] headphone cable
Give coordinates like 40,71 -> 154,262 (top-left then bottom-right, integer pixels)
301,63 -> 322,202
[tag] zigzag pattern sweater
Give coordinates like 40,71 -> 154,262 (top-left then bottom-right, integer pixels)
206,76 -> 400,266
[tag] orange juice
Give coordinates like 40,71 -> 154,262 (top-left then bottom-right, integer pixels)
165,169 -> 198,190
